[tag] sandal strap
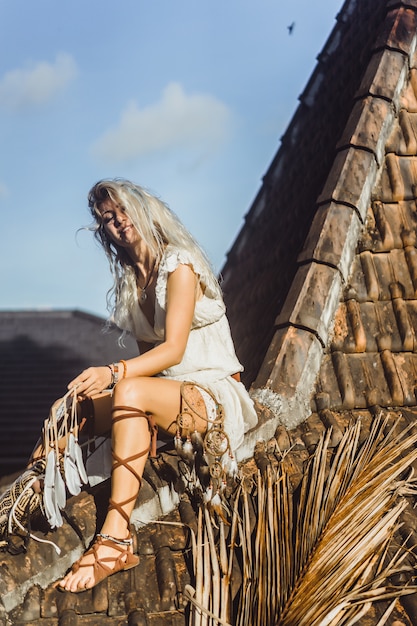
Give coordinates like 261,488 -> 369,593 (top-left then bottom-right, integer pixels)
112,406 -> 158,458
111,448 -> 145,483
109,407 -> 153,528
96,532 -> 133,546
70,533 -> 139,584
108,495 -> 138,526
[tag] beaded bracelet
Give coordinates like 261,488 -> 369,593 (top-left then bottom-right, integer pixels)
120,359 -> 127,379
106,361 -> 126,389
112,362 -> 120,385
106,364 -> 115,389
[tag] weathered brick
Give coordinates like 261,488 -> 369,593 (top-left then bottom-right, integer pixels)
298,202 -> 362,282
275,261 -> 342,346
317,147 -> 378,222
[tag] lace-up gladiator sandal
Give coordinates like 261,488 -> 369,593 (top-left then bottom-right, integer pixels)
60,407 -> 157,592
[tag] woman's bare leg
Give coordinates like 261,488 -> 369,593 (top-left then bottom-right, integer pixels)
59,376 -> 208,592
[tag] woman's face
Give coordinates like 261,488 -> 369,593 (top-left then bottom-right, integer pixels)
98,199 -> 139,249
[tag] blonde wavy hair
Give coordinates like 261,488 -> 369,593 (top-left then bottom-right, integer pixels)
88,178 -> 222,330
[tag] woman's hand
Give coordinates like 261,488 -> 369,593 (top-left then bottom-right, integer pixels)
68,366 -> 112,398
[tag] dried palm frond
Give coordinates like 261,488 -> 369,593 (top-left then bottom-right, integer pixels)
185,414 -> 417,626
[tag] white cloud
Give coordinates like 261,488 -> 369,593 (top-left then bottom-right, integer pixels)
0,53 -> 77,110
91,82 -> 233,163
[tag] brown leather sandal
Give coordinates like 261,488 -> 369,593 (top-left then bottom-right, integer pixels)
63,532 -> 139,592
60,406 -> 155,592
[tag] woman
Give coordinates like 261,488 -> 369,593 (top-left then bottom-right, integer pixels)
55,179 -> 257,592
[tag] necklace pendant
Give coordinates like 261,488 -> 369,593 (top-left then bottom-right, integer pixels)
140,289 -> 147,303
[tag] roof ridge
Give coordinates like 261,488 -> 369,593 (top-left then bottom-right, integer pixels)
244,4 -> 417,442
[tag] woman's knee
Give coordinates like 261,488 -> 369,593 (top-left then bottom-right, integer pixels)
112,377 -> 149,408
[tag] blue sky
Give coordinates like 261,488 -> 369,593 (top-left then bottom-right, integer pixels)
1,0 -> 343,318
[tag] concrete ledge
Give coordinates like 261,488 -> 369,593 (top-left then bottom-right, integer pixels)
233,327 -> 324,464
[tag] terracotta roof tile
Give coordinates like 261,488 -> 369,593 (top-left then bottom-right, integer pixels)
374,6 -> 417,54
337,96 -> 395,164
298,202 -> 361,281
317,147 -> 379,219
356,48 -> 409,101
275,262 -> 342,345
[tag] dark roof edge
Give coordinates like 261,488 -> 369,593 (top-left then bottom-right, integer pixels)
0,309 -> 107,325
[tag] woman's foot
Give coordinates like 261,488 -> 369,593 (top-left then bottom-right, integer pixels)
58,533 -> 139,593
58,404 -> 150,593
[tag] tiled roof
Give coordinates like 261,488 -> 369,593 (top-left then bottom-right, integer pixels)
0,310 -> 137,476
221,0 -> 399,388
315,62 -> 417,413
242,0 -> 417,444
4,0 -> 417,624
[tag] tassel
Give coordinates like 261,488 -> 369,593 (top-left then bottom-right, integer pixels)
191,430 -> 204,455
203,484 -> 213,504
63,448 -> 81,496
44,450 -> 62,528
178,459 -> 198,494
65,434 -> 82,495
211,492 -> 221,508
68,387 -> 88,486
223,454 -> 238,477
43,450 -> 55,524
174,434 -> 183,455
180,437 -> 195,464
54,458 -> 66,510
73,434 -> 88,485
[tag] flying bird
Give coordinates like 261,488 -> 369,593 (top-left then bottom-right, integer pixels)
288,22 -> 295,35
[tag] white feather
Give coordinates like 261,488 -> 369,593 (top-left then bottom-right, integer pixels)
64,449 -> 81,496
203,485 -> 213,503
73,436 -> 88,484
44,450 -> 58,527
54,458 -> 66,510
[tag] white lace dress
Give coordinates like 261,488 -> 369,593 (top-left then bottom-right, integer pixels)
125,245 -> 258,453
87,246 -> 257,485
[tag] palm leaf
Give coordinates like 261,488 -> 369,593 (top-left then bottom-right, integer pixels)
186,414 -> 417,625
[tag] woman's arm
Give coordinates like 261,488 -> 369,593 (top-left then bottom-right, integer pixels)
68,264 -> 197,397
